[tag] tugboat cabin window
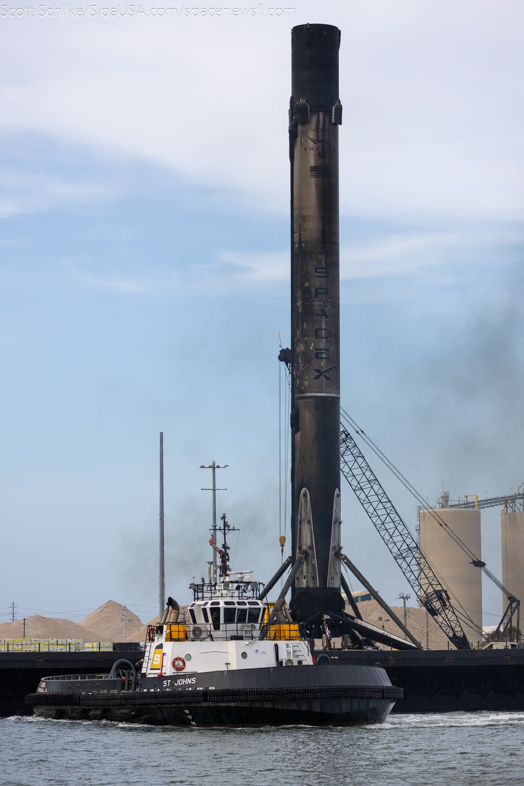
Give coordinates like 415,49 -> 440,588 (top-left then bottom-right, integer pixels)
247,607 -> 261,624
224,607 -> 236,624
210,607 -> 221,630
202,608 -> 209,623
189,609 -> 197,624
236,608 -> 247,624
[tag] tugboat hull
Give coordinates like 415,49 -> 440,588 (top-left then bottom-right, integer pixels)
27,665 -> 402,727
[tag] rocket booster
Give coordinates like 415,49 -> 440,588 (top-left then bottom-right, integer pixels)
289,24 -> 343,623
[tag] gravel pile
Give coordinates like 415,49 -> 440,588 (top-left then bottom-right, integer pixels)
80,601 -> 142,643
0,615 -> 101,642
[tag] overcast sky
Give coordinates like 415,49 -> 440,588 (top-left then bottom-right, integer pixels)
1,0 -> 523,628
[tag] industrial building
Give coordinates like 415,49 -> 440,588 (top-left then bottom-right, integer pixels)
419,506 -> 483,643
501,511 -> 524,616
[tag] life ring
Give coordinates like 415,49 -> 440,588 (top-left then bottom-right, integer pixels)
172,657 -> 186,672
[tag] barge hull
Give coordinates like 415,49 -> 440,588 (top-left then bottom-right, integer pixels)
316,648 -> 524,713
5,649 -> 524,716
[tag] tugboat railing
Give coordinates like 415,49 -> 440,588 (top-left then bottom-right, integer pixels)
148,622 -> 306,643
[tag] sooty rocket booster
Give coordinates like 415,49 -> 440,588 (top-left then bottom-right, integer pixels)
288,23 -> 343,624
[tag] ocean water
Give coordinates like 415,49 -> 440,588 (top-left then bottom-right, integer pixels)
2,712 -> 524,786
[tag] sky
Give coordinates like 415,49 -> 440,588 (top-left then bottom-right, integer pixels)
0,0 -> 523,630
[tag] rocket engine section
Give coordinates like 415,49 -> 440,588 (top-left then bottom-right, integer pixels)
289,24 -> 344,624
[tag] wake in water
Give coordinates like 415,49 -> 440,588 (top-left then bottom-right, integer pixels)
2,712 -> 524,786
374,710 -> 524,729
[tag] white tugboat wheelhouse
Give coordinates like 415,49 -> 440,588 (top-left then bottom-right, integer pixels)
143,570 -> 313,683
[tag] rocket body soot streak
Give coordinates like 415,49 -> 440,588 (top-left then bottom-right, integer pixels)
289,24 -> 344,624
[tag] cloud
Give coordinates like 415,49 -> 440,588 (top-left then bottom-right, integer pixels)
217,250 -> 289,283
0,168 -> 113,218
0,2 -> 523,219
341,227 -> 523,281
62,259 -> 149,293
207,224 -> 523,293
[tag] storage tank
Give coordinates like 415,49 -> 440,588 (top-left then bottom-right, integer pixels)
419,508 -> 482,643
501,511 -> 524,614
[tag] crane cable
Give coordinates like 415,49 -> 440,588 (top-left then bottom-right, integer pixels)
278,332 -> 291,559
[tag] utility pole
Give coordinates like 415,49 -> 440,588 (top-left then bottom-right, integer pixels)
200,462 -> 228,583
22,618 -> 26,638
159,432 -> 165,621
397,593 -> 411,640
10,603 -> 16,622
121,605 -> 131,643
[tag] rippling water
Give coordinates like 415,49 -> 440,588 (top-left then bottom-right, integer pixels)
2,712 -> 524,786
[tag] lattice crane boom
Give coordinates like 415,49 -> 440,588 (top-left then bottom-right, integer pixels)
340,426 -> 471,649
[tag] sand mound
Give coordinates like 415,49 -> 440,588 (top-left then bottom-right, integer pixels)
128,615 -> 159,642
354,599 -> 452,650
0,615 -> 102,642
80,601 -> 142,643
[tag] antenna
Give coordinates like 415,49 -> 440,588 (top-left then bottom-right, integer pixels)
216,512 -> 239,577
200,462 -> 228,583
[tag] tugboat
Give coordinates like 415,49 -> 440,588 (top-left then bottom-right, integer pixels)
27,517 -> 401,726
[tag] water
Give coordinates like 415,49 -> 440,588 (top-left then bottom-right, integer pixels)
2,712 -> 524,786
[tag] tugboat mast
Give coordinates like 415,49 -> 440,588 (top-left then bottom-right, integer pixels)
212,513 -> 239,579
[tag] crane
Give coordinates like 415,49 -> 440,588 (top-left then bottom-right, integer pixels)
339,424 -> 472,649
340,408 -> 520,646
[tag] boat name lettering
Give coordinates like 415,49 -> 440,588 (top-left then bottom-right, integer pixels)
163,677 -> 197,687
